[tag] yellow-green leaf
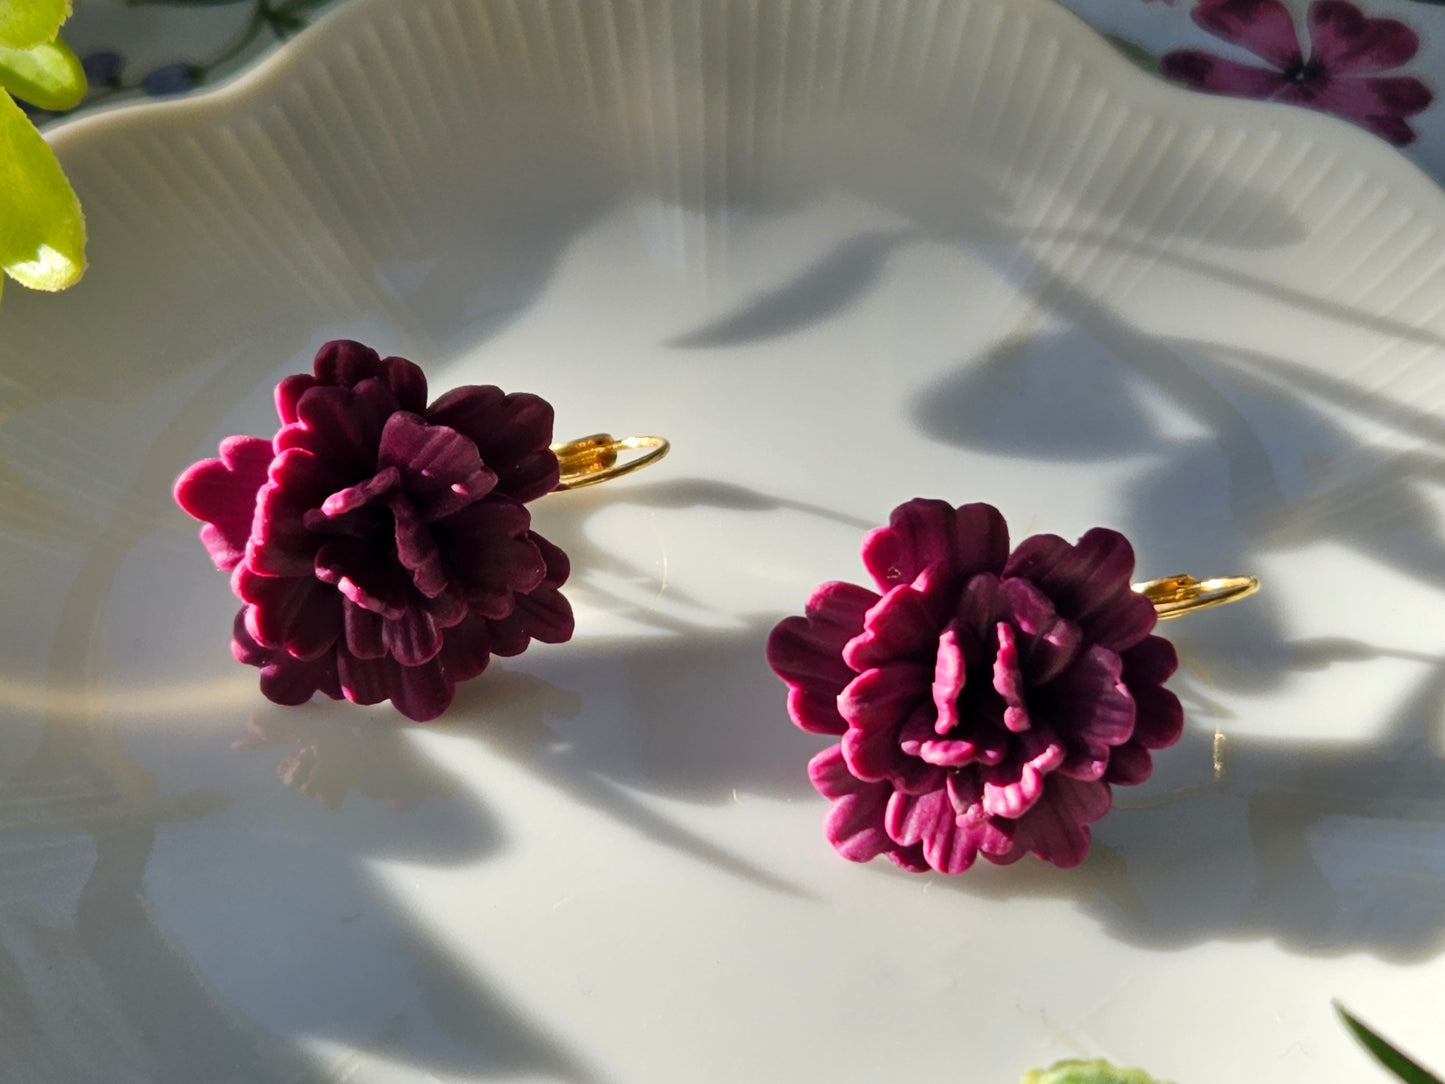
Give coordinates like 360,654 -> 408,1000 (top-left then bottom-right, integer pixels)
0,0 -> 72,50
0,36 -> 84,110
1022,1059 -> 1175,1084
0,87 -> 85,290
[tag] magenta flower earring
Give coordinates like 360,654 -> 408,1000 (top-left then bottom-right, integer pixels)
175,339 -> 668,722
767,498 -> 1258,875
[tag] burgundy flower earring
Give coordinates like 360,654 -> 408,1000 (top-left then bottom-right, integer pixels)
175,339 -> 668,722
766,498 -> 1257,875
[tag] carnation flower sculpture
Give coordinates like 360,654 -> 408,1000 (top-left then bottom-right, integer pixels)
176,340 -> 574,722
767,499 -> 1193,874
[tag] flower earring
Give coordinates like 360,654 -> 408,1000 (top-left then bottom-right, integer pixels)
766,498 -> 1257,876
175,339 -> 668,722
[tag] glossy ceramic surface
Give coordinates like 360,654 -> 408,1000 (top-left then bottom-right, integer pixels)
3,0 -> 1445,1080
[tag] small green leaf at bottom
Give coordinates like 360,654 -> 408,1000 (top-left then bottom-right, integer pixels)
1335,1003 -> 1444,1084
1023,1059 -> 1175,1084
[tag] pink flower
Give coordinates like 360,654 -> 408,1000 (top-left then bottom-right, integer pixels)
1161,0 -> 1431,146
766,500 -> 1182,874
176,340 -> 573,722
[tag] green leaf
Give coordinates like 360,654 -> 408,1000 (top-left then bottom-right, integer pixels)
0,87 -> 85,291
1336,1004 -> 1445,1084
0,0 -> 72,49
0,35 -> 84,110
1022,1059 -> 1175,1084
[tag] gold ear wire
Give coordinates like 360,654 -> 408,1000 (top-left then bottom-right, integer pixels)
552,434 -> 670,491
1132,574 -> 1260,620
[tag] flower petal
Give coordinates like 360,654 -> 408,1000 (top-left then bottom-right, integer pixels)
436,611 -> 493,684
1011,776 -> 1112,868
1002,528 -> 1155,651
842,564 -> 953,671
981,731 -> 1065,818
432,497 -> 545,616
426,385 -> 559,502
808,745 -> 898,864
173,435 -> 273,571
1034,644 -> 1136,780
247,448 -> 352,577
931,624 -> 967,735
343,599 -> 386,659
997,577 -> 1082,684
838,662 -> 932,732
377,412 -> 497,521
1160,49 -> 1288,99
232,609 -> 341,705
766,580 -> 877,735
1307,0 -> 1420,75
338,650 -> 456,722
1191,0 -> 1303,69
1295,75 -> 1431,145
233,565 -> 342,659
382,606 -> 443,667
861,499 -> 1009,593
884,787 -> 980,874
390,495 -> 447,598
275,379 -> 399,476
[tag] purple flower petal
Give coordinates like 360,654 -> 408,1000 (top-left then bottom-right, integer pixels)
1294,75 -> 1431,145
861,499 -> 1009,593
426,385 -> 559,502
233,566 -> 342,660
338,649 -> 456,722
1307,0 -> 1420,75
377,413 -> 497,521
766,580 -> 878,736
809,745 -> 898,864
1160,50 -> 1288,99
1011,776 -> 1112,868
432,497 -> 545,616
930,625 -> 967,735
275,379 -> 401,476
178,342 -> 574,722
310,340 -> 425,408
173,435 -> 273,571
232,609 -> 341,705
842,564 -> 954,671
1191,0 -> 1303,69
838,662 -> 933,732
981,731 -> 1065,818
390,495 -> 447,599
343,599 -> 387,660
768,497 -> 1193,874
1002,527 -> 1155,651
436,611 -> 493,684
247,448 -> 353,576
884,788 -> 980,875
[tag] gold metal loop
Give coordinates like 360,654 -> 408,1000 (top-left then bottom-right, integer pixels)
551,434 -> 670,491
1131,574 -> 1260,621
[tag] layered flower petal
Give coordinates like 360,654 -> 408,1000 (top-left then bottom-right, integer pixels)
861,498 -> 1009,592
173,435 -> 273,571
176,340 -> 575,722
766,580 -> 878,735
769,499 -> 1187,874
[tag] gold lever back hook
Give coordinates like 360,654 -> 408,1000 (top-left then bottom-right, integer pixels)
552,433 -> 671,491
1132,574 -> 1260,621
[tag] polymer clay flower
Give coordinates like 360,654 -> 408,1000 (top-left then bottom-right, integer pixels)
1161,0 -> 1432,146
766,499 -> 1182,874
176,340 -> 573,721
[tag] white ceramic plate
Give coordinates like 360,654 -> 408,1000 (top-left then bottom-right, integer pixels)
4,0 -> 1445,1080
